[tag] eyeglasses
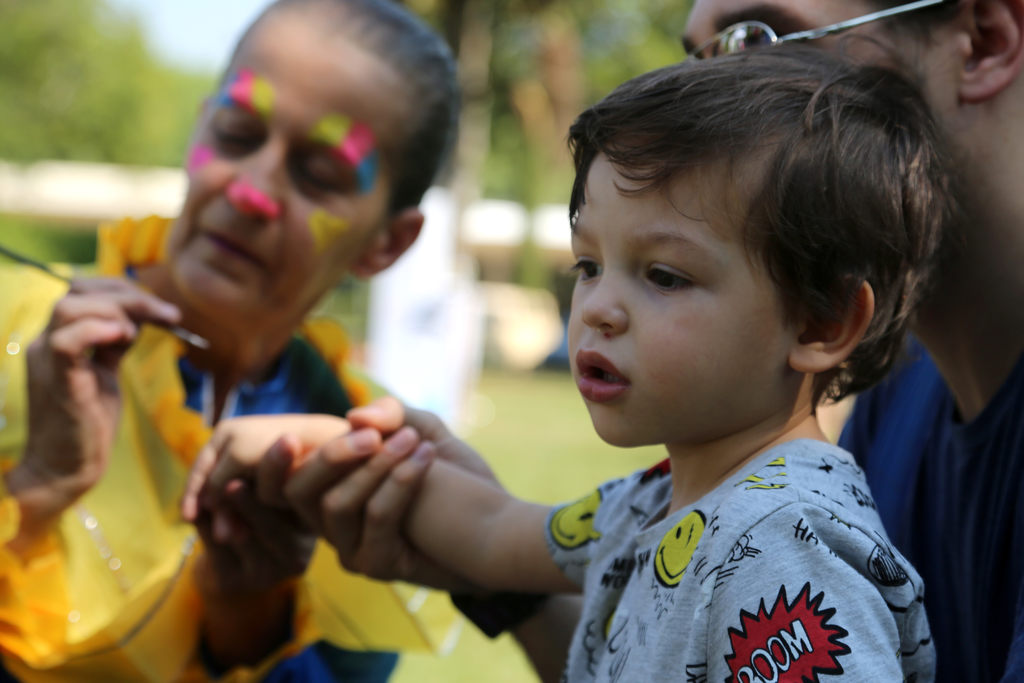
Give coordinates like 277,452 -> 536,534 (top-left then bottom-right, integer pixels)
686,0 -> 949,60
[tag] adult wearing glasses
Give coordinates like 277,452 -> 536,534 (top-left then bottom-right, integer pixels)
684,2 -> 1024,682
314,1 -> 1023,682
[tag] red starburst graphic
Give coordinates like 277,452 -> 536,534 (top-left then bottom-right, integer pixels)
724,582 -> 850,682
640,459 -> 671,483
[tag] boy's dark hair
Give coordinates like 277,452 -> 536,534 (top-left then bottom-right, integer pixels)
568,45 -> 959,404
230,0 -> 459,213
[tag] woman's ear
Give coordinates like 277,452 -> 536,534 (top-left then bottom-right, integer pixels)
789,281 -> 874,375
959,0 -> 1024,103
350,207 -> 424,279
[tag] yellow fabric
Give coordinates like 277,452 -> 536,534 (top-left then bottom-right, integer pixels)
0,217 -> 459,681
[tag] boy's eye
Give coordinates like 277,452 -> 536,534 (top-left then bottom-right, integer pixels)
570,258 -> 601,280
647,267 -> 691,291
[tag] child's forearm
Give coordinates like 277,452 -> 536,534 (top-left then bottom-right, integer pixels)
271,414 -> 354,453
404,459 -> 574,593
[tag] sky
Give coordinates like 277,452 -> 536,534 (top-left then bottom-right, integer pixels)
105,0 -> 273,72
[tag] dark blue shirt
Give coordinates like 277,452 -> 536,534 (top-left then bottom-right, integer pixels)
840,342 -> 1024,682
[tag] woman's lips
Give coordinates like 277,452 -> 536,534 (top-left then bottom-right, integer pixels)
204,232 -> 264,267
575,349 -> 630,403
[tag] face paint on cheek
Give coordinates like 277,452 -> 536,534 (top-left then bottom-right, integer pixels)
309,208 -> 351,252
186,145 -> 216,175
217,68 -> 275,119
309,114 -> 380,193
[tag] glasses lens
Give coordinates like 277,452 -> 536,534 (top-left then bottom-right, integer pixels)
718,23 -> 775,55
692,22 -> 776,59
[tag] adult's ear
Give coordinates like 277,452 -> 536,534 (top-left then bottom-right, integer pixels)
788,282 -> 875,376
960,0 -> 1024,103
350,207 -> 424,279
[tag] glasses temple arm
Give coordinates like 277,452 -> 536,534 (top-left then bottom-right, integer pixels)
780,0 -> 948,42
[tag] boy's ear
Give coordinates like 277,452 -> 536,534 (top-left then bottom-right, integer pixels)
959,0 -> 1024,103
788,282 -> 874,375
350,207 -> 424,279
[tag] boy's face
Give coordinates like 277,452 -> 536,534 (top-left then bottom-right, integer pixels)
167,10 -> 416,326
568,156 -> 804,451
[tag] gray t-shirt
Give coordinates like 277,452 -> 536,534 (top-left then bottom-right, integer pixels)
545,439 -> 934,682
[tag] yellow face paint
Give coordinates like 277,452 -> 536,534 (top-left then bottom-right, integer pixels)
310,114 -> 353,147
309,208 -> 350,252
309,113 -> 379,193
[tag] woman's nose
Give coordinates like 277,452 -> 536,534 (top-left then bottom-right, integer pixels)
226,134 -> 287,219
226,179 -> 280,219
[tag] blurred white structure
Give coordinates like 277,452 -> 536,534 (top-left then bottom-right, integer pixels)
366,188 -> 487,428
0,161 -> 186,222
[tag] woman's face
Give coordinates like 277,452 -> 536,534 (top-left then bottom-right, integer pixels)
168,9 -> 417,331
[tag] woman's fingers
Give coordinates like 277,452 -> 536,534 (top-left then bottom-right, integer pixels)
285,427 -> 415,534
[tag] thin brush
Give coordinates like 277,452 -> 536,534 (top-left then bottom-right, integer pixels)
0,242 -> 210,350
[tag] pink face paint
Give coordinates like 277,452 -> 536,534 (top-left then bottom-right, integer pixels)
309,114 -> 379,193
227,180 -> 280,219
186,145 -> 215,175
309,209 -> 350,252
217,68 -> 274,119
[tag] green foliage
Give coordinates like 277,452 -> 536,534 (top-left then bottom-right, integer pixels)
0,217 -> 97,264
483,0 -> 694,203
0,0 -> 214,167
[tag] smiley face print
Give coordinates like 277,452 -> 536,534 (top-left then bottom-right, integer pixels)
550,489 -> 603,549
654,510 -> 706,587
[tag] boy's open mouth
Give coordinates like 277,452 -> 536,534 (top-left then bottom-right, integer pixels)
575,350 -> 628,385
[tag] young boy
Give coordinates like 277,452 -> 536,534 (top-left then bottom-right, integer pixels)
188,46 -> 956,680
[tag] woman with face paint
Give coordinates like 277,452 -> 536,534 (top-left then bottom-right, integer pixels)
0,0 -> 460,680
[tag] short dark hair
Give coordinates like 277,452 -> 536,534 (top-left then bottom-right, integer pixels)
568,46 -> 960,403
229,0 -> 459,212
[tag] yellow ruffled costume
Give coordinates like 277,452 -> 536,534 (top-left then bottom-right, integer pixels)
0,217 -> 459,681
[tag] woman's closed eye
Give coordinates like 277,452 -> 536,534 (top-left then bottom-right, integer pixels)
211,112 -> 264,156
647,266 -> 691,291
292,154 -> 352,195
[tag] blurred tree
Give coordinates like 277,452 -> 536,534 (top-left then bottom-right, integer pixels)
0,0 -> 212,167
408,0 -> 693,287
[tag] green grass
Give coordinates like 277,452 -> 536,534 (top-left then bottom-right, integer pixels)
392,369 -> 664,683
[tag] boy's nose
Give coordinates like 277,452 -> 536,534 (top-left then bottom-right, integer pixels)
226,178 -> 280,219
580,283 -> 628,337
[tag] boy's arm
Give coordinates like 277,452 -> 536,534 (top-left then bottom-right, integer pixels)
403,455 -> 577,594
299,398 -> 577,594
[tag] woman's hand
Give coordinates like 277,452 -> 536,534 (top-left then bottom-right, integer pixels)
181,413 -> 360,521
5,278 -> 181,551
285,397 -> 500,591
